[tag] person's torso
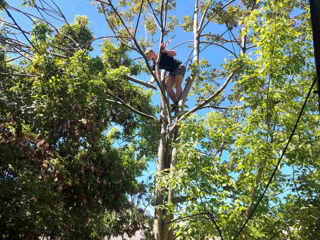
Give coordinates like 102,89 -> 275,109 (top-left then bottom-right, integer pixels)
155,51 -> 182,72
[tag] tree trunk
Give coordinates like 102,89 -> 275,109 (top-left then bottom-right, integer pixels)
179,0 -> 199,107
154,1 -> 200,239
153,119 -> 168,240
154,69 -> 172,240
166,131 -> 178,240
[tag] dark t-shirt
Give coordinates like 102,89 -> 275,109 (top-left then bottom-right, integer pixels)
152,50 -> 182,73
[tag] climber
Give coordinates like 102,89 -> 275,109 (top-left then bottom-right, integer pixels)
145,42 -> 186,107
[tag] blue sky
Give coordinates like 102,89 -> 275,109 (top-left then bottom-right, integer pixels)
2,0 -> 233,75
2,0 -> 240,121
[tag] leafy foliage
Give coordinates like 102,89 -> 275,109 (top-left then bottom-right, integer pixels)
0,16 -> 155,239
157,0 -> 320,239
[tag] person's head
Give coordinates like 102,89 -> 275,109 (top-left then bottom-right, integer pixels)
144,48 -> 156,60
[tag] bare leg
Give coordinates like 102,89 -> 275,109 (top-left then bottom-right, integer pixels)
166,76 -> 177,103
175,74 -> 184,101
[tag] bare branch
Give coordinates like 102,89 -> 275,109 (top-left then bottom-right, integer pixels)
200,41 -> 237,57
126,75 -> 157,90
5,54 -> 25,63
3,7 -> 41,55
40,0 -> 60,15
3,41 -> 33,61
172,40 -> 193,49
146,0 -> 161,29
104,0 -> 170,110
0,73 -> 37,77
200,0 -> 235,33
163,0 -> 169,31
160,0 -> 165,30
198,4 -> 210,33
227,27 -> 241,48
101,0 -> 134,38
0,19 -> 31,34
34,4 -> 61,23
49,0 -> 81,49
99,3 -> 136,51
197,104 -> 251,111
134,0 -> 145,38
105,91 -> 157,121
171,70 -> 237,132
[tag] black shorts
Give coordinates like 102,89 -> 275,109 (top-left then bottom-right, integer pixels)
169,65 -> 186,78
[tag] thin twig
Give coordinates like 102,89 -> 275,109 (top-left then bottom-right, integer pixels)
146,0 -> 161,29
200,41 -> 237,57
3,7 -> 41,55
200,0 -> 235,33
134,0 -> 144,37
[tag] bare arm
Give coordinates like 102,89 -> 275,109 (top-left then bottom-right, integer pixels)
163,49 -> 176,57
161,42 -> 176,57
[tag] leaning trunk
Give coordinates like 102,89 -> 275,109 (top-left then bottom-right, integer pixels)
154,1 -> 200,238
154,69 -> 172,240
153,118 -> 168,240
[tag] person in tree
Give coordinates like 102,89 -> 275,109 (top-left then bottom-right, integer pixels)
145,43 -> 186,107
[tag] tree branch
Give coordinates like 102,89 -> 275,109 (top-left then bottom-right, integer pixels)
146,0 -> 161,29
163,0 -> 169,31
170,70 -> 237,133
208,213 -> 224,240
105,91 -> 157,121
197,104 -> 251,111
125,75 -> 157,90
198,4 -> 210,33
164,212 -> 210,225
99,3 -> 136,51
0,73 -> 37,77
200,41 -> 237,57
200,0 -> 235,33
110,0 -> 169,107
134,0 -> 145,37
3,7 -> 41,55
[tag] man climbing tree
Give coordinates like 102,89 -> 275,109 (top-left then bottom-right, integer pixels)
145,42 -> 186,108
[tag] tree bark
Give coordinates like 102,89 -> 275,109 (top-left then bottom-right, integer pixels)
153,120 -> 167,240
154,1 -> 200,239
154,68 -> 172,240
179,0 -> 199,108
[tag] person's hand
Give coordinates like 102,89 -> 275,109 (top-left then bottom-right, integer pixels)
148,76 -> 155,85
161,42 -> 168,49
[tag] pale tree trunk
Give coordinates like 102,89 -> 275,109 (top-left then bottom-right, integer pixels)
154,69 -> 170,240
154,1 -> 200,240
179,0 -> 199,108
153,120 -> 168,240
165,130 -> 178,240
193,0 -> 200,64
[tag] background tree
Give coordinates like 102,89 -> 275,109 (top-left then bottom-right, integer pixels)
0,4 -> 155,239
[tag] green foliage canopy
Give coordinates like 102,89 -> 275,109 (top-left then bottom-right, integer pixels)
0,15 -> 155,239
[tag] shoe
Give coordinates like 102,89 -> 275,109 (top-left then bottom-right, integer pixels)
171,103 -> 178,109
